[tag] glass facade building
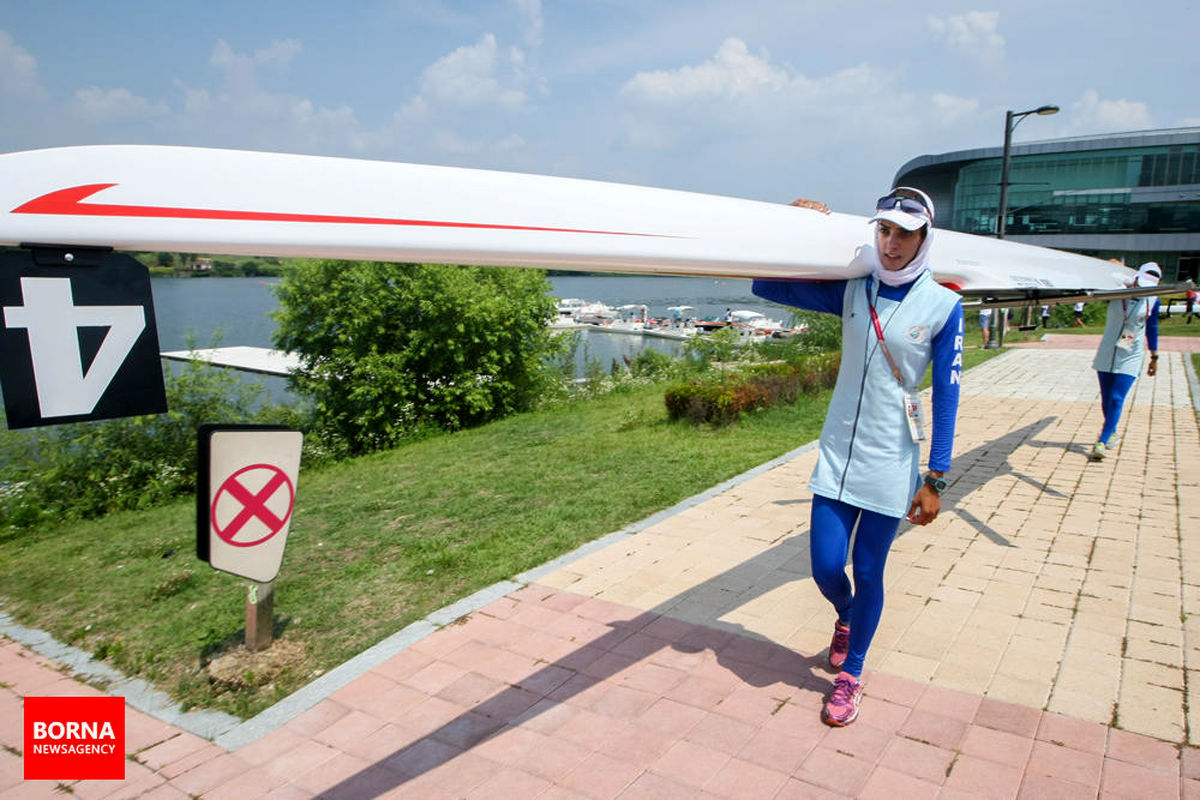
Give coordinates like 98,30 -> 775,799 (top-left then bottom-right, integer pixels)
894,128 -> 1200,281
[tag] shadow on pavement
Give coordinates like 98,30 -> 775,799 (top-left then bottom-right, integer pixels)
315,415 -> 1067,797
929,417 -> 1073,548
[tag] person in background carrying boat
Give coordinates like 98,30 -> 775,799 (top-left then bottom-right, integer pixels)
1089,262 -> 1161,461
752,188 -> 964,727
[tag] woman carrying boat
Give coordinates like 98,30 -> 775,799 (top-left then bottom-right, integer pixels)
1089,262 -> 1161,461
751,188 -> 964,727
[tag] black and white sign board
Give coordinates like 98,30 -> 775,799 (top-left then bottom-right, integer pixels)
197,425 -> 303,583
0,247 -> 167,429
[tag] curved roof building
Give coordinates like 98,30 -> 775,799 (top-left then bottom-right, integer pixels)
894,127 -> 1200,281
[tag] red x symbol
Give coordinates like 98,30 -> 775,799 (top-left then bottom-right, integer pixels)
211,464 -> 295,547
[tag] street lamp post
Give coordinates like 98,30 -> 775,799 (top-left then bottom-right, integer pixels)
986,103 -> 1059,349
997,104 -> 1059,239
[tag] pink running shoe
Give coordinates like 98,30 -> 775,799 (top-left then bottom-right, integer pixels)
829,621 -> 851,670
822,671 -> 863,727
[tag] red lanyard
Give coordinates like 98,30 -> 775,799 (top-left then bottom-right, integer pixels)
1121,298 -> 1141,326
865,282 -> 905,386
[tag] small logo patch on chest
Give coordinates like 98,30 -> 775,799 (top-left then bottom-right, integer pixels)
906,325 -> 930,343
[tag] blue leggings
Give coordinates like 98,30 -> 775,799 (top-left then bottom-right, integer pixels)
1096,371 -> 1137,445
810,494 -> 901,677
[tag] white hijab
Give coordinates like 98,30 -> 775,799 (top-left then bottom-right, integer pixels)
870,187 -> 935,288
1133,262 -> 1162,288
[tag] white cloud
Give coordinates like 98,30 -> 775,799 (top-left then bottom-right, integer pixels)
166,40 -> 361,153
364,32 -> 547,163
166,33 -> 542,161
68,87 -> 169,122
0,29 -> 43,99
510,0 -> 543,48
620,38 -> 788,102
607,36 -> 1007,207
179,88 -> 360,152
931,92 -> 980,123
208,39 -> 303,98
619,38 -> 896,119
412,33 -> 531,111
927,11 -> 1005,67
210,38 -> 303,70
175,80 -> 212,117
617,38 -> 911,151
1068,89 -> 1152,133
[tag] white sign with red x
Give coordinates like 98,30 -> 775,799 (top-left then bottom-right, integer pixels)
202,427 -> 302,583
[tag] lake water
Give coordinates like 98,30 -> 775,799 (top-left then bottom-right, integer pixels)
150,274 -> 798,399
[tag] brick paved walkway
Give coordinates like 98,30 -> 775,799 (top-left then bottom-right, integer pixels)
2,345 -> 1198,798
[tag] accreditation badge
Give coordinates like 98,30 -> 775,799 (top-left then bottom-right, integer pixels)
1116,328 -> 1137,350
904,390 -> 926,442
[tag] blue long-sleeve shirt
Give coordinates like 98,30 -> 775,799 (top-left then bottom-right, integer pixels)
752,277 -> 963,472
1147,298 -> 1160,351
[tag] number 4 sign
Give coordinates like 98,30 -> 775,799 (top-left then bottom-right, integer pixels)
0,248 -> 167,429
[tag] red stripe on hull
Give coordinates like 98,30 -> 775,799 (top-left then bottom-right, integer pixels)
13,184 -> 672,238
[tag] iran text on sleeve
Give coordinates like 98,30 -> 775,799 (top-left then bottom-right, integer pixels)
928,303 -> 963,473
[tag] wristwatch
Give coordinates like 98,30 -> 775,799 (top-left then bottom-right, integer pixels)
923,472 -> 947,494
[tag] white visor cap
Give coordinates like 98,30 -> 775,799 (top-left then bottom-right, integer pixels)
868,187 -> 935,231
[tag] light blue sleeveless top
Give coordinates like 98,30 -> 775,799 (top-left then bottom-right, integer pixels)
1092,297 -> 1153,377
809,272 -> 962,518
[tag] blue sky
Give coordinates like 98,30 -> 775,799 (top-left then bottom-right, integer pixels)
1,1 -> 1196,212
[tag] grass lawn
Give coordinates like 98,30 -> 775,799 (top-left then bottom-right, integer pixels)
0,348 -> 1002,718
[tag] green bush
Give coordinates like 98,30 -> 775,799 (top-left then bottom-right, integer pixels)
628,348 -> 678,379
273,260 -> 565,456
682,326 -> 742,364
664,353 -> 839,425
0,355 -> 275,531
790,313 -> 843,354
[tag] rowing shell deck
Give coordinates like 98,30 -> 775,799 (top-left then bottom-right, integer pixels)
0,145 -> 1155,303
160,346 -> 299,377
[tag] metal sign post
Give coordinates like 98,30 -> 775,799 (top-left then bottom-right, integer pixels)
246,581 -> 275,652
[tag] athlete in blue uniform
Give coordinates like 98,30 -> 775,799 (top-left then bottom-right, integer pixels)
752,188 -> 963,726
1090,262 -> 1161,460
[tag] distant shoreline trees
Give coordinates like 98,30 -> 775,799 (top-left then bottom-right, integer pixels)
139,252 -> 286,278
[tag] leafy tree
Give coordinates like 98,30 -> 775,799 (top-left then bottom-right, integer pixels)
273,260 -> 563,455
683,325 -> 742,364
788,312 -> 843,354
